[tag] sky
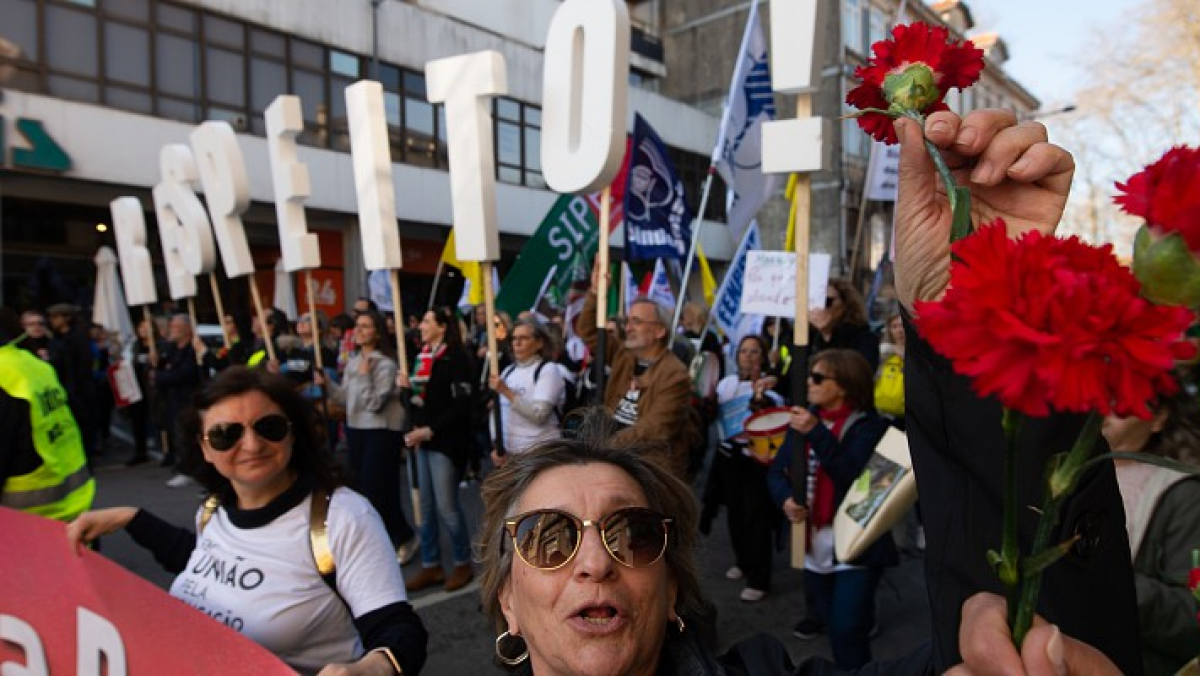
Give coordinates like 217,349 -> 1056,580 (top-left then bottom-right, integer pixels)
962,0 -> 1143,109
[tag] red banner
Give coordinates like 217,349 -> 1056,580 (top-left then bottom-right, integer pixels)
0,507 -> 291,675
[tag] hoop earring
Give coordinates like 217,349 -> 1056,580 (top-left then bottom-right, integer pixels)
495,630 -> 529,666
675,616 -> 686,634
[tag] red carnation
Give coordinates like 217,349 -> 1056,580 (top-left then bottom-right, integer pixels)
914,222 -> 1193,418
846,21 -> 985,144
1116,146 -> 1200,253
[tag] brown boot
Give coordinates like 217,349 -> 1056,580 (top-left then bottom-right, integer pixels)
405,566 -> 445,592
444,564 -> 474,592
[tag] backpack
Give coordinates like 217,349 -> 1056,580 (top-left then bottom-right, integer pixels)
200,487 -> 336,586
874,353 -> 904,417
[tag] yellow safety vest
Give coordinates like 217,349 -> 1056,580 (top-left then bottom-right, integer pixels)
0,344 -> 95,521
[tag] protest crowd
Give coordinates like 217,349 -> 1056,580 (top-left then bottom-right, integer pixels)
2,6 -> 1199,676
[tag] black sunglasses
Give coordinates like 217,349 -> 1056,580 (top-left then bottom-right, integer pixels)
202,413 -> 292,451
809,371 -> 836,385
505,507 -> 673,570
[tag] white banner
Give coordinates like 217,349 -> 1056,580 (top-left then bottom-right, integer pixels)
864,142 -> 900,202
740,250 -> 831,318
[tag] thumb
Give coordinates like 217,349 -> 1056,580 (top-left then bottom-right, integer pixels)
894,117 -> 937,221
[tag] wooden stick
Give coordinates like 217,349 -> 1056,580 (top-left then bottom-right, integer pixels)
248,276 -> 276,363
791,94 -> 813,570
209,273 -> 231,349
482,262 -> 500,381
143,306 -> 158,365
388,269 -> 408,375
186,297 -> 202,366
305,270 -> 324,372
596,187 -> 611,332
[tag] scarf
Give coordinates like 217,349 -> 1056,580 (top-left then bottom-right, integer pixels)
809,403 -> 853,531
411,342 -> 446,400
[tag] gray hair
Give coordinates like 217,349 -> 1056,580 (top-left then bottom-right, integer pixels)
630,296 -> 673,345
513,317 -> 556,359
476,409 -> 714,647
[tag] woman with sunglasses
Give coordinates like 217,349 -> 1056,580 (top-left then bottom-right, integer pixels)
66,367 -> 427,675
811,279 -> 880,373
767,349 -> 896,669
318,309 -> 417,564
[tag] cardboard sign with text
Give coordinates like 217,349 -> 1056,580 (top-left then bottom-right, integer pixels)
740,251 -> 832,318
0,507 -> 291,675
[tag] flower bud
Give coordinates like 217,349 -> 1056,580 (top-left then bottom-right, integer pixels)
883,64 -> 939,113
1133,225 -> 1200,309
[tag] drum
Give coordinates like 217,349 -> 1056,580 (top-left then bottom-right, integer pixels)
744,407 -> 791,466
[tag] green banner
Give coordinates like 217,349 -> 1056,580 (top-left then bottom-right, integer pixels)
496,194 -> 601,317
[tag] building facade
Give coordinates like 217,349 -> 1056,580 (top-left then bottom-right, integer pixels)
0,0 -> 1036,321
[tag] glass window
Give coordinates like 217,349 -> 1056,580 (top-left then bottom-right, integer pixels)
524,127 -> 541,172
330,74 -> 355,118
405,96 -> 434,137
497,121 -> 521,166
47,5 -> 98,77
205,15 -> 243,48
250,57 -> 287,113
384,91 -> 401,127
377,63 -> 400,90
868,4 -> 888,48
497,98 -> 520,122
843,0 -> 862,54
293,69 -> 324,122
105,0 -> 148,21
402,70 -> 425,96
498,166 -> 522,184
292,39 -> 323,69
157,3 -> 195,32
250,28 -> 285,57
107,86 -> 152,113
66,0 -> 95,6
48,74 -> 99,102
159,96 -> 200,123
2,0 -> 39,59
207,106 -> 247,130
105,22 -> 150,86
206,47 -> 245,106
157,33 -> 198,97
526,172 -> 546,189
329,50 -> 359,77
525,106 -> 541,127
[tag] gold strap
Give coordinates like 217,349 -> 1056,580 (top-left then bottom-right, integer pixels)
369,647 -> 403,674
309,487 -> 334,577
198,494 -> 221,532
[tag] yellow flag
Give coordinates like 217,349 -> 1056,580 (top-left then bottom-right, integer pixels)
784,173 -> 799,252
442,230 -> 484,305
697,244 -> 717,306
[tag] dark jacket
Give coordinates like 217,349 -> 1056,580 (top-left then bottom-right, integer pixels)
578,292 -> 696,478
903,312 -> 1143,674
767,409 -> 898,568
810,323 -> 880,373
412,346 -> 473,470
1132,476 -> 1200,675
154,341 -> 199,418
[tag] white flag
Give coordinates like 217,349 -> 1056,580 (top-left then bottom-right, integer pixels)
713,0 -> 781,243
645,259 -> 677,313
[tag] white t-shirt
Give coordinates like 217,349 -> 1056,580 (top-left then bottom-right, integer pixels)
170,488 -> 408,675
715,375 -> 784,442
499,359 -> 565,453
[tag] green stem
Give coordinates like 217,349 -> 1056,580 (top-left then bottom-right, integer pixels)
1011,412 -> 1103,647
1000,408 -> 1022,628
903,110 -> 973,242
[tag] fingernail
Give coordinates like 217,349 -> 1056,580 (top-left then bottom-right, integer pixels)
957,127 -> 979,148
1046,625 -> 1066,676
929,120 -> 951,137
1010,158 -> 1030,175
971,161 -> 995,184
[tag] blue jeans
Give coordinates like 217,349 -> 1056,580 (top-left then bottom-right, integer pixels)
415,447 -> 472,568
805,567 -> 881,669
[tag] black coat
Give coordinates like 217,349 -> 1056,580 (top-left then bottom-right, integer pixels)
903,313 -> 1143,674
412,346 -> 473,470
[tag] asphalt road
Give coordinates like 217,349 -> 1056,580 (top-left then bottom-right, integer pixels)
87,432 -> 931,673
